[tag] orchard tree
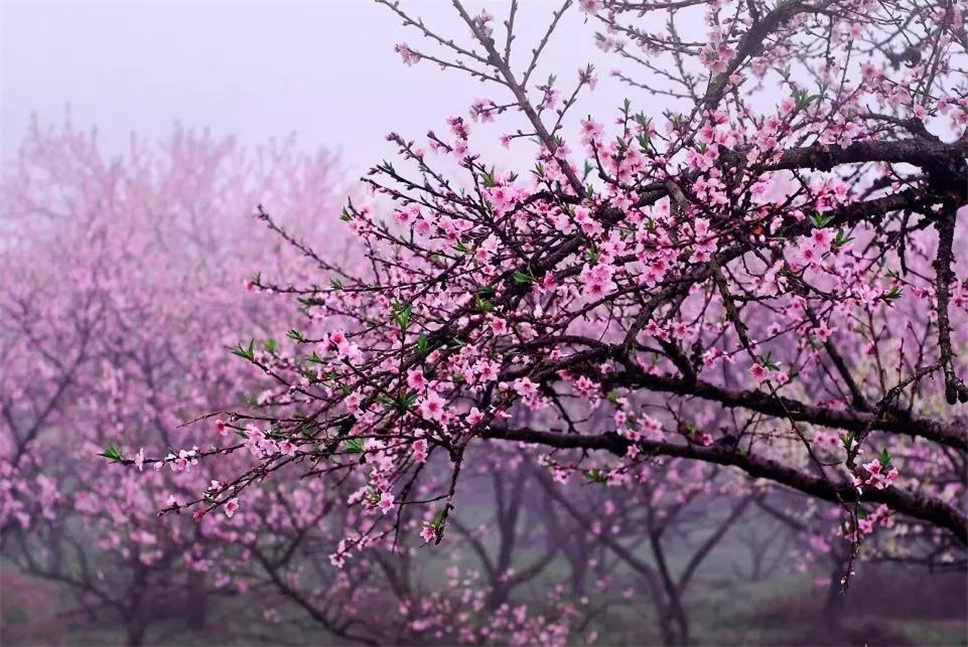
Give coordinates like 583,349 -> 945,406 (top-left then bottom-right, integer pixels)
238,443 -> 596,645
0,116 -> 346,644
530,455 -> 757,646
142,0 -> 966,608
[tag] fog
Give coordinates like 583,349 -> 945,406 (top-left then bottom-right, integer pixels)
2,1 -> 966,646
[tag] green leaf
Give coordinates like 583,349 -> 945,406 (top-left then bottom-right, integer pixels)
880,285 -> 903,305
100,441 -> 123,462
330,277 -> 344,290
606,389 -> 619,405
481,167 -> 497,188
475,297 -> 495,312
392,302 -> 413,329
513,271 -> 535,284
264,337 -> 277,354
842,431 -> 855,450
287,329 -> 305,343
834,230 -> 854,248
583,468 -> 609,484
232,339 -> 256,362
809,213 -> 833,229
345,438 -> 365,454
793,89 -> 815,110
878,447 -> 892,468
397,391 -> 418,411
417,334 -> 429,354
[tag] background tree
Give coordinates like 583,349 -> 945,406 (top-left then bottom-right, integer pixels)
0,115 -> 346,645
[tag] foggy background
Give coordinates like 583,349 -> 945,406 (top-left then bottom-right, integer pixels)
1,1 -> 966,646
1,0 -> 627,176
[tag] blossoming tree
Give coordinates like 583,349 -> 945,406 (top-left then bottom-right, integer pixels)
133,0 -> 965,611
0,116 -> 346,645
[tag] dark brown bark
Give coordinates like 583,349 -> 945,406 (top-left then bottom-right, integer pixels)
486,425 -> 968,545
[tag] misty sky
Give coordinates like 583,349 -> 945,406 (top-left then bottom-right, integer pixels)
1,1 -> 636,182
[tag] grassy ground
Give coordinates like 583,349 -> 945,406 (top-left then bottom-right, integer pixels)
3,561 -> 965,647
3,514 -> 966,647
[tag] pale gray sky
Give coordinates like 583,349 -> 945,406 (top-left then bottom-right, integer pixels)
0,0 -> 631,179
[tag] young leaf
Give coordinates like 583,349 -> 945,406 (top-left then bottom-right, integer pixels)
392,302 -> 413,329
881,285 -> 903,305
878,447 -> 892,468
100,441 -> 123,462
232,339 -> 255,362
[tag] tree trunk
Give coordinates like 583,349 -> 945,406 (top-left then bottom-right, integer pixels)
822,559 -> 846,627
185,570 -> 208,631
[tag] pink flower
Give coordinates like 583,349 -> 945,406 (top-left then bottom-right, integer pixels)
467,407 -> 485,426
421,523 -> 438,543
225,498 -> 240,518
811,228 -> 833,248
378,492 -> 395,514
476,360 -> 499,382
344,391 -> 363,414
513,377 -> 539,398
134,448 -> 145,472
406,368 -> 427,391
417,390 -> 446,422
394,43 -> 420,66
575,376 -> 597,398
796,240 -> 821,267
540,273 -> 558,293
750,364 -> 771,384
412,438 -> 429,463
279,441 -> 296,457
216,419 -> 228,436
328,330 -> 349,355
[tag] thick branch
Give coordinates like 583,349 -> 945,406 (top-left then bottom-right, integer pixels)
604,370 -> 967,451
482,426 -> 968,546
